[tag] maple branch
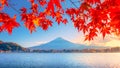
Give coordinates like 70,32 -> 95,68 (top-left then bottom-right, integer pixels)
69,0 -> 78,8
8,3 -> 21,13
72,1 -> 81,3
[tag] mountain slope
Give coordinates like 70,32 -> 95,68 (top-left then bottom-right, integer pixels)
30,37 -> 107,50
0,41 -> 26,51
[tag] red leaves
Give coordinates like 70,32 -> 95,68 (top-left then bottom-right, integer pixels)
31,3 -> 38,13
20,13 -> 36,33
84,0 -> 101,4
45,0 -> 63,15
39,0 -> 47,7
62,19 -> 67,24
0,0 -> 120,42
24,21 -> 36,33
29,0 -> 38,13
0,0 -> 8,10
0,13 -> 20,34
44,0 -> 66,24
40,19 -> 52,30
85,28 -> 98,41
66,0 -> 116,41
29,0 -> 34,3
53,0 -> 62,9
80,2 -> 91,12
19,0 -> 66,33
101,26 -> 110,39
20,10 -> 53,33
20,7 -> 27,13
66,8 -> 79,17
46,0 -> 62,11
54,11 -> 67,24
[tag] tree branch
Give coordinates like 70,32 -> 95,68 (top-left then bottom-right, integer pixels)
69,0 -> 78,8
8,3 -> 21,13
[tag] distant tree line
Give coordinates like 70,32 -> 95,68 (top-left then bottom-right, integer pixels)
29,47 -> 120,53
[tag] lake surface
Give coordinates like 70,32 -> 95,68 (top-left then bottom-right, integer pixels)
0,53 -> 120,68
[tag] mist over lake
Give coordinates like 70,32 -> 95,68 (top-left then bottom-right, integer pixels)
0,53 -> 120,68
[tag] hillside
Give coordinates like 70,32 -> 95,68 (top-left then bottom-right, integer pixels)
0,41 -> 26,52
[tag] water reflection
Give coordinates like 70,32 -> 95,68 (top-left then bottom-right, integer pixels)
0,53 -> 120,68
70,53 -> 120,68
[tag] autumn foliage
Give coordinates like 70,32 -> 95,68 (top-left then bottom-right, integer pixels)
0,0 -> 120,41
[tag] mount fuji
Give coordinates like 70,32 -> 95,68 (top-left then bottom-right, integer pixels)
30,37 -> 107,50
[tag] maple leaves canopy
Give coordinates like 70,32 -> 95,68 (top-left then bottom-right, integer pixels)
0,0 -> 120,41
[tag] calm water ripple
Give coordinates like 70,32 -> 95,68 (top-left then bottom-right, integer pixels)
0,53 -> 120,68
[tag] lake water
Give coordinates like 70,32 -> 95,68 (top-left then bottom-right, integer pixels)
0,53 -> 120,68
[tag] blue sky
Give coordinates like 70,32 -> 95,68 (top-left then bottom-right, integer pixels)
0,0 -> 82,47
